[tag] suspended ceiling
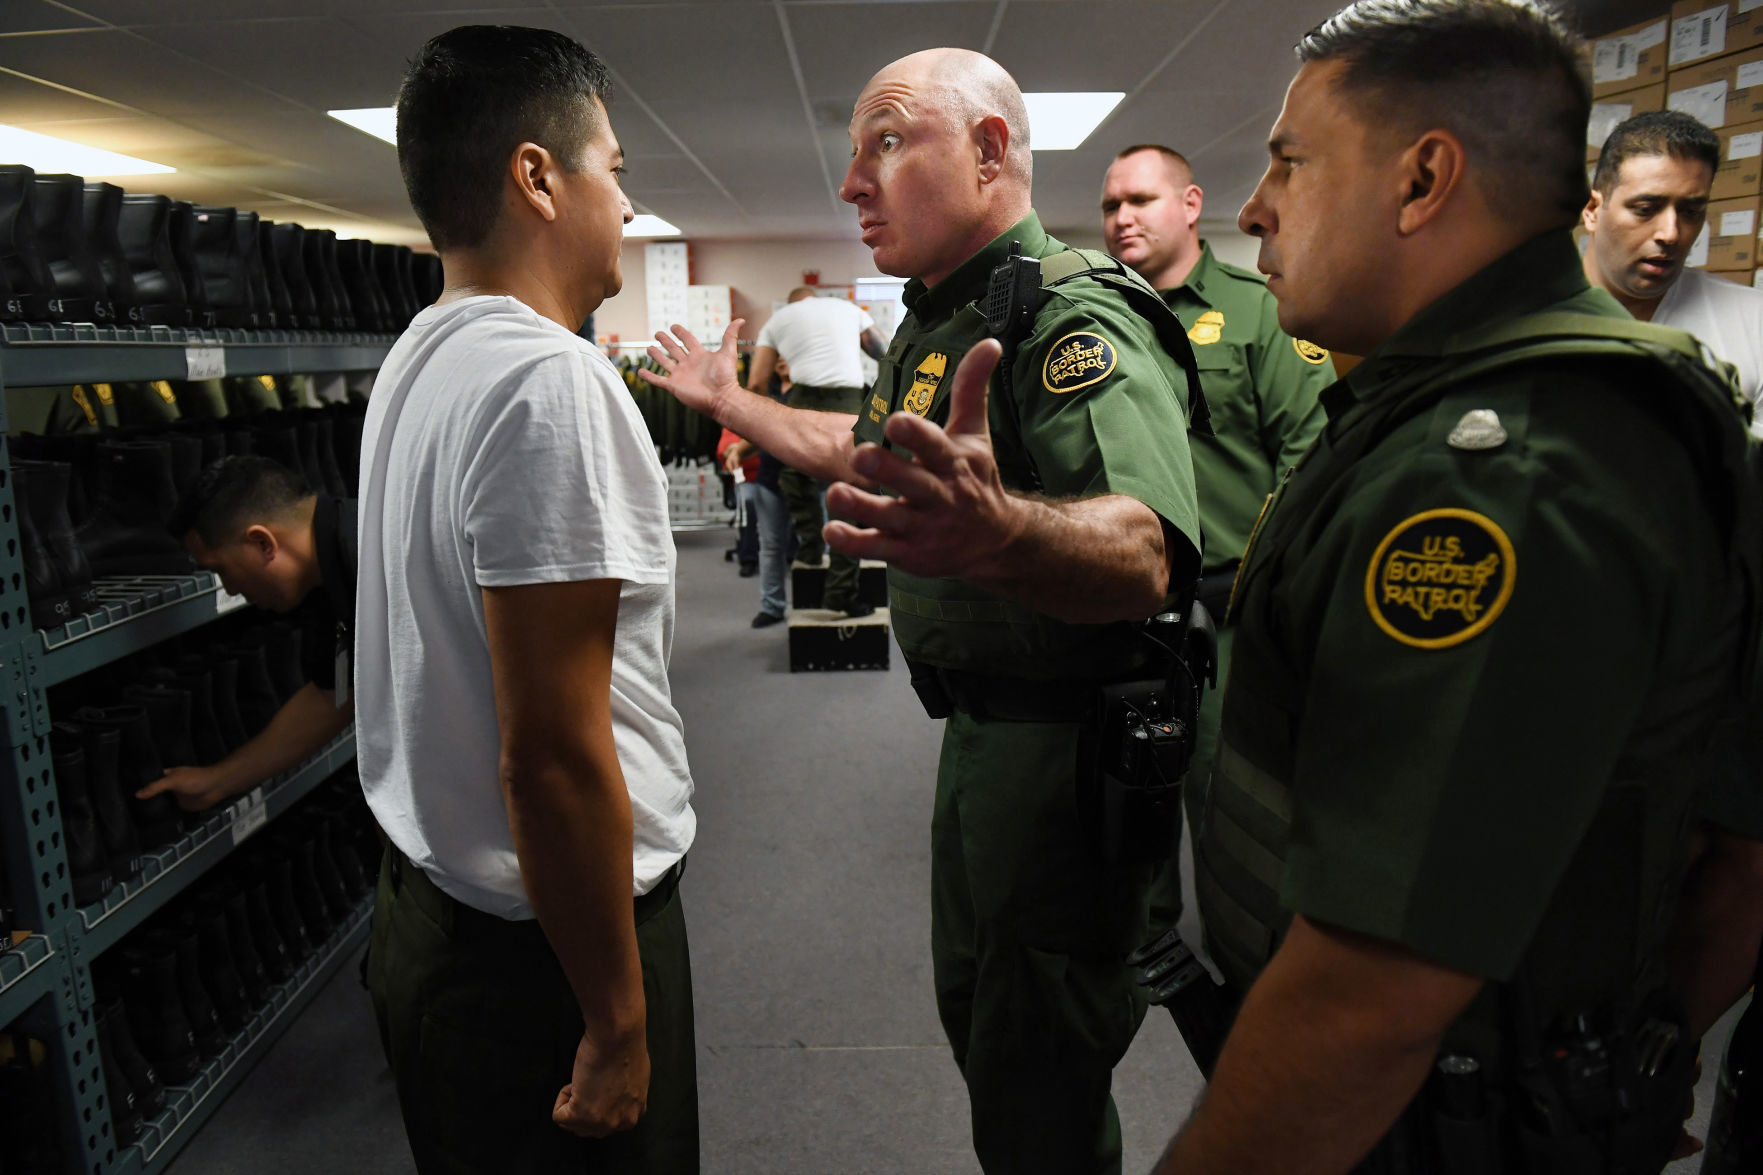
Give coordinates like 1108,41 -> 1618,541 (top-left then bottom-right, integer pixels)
0,0 -> 1647,248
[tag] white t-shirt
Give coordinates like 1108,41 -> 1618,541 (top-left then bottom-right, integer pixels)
1654,268 -> 1763,434
355,295 -> 695,919
755,296 -> 876,388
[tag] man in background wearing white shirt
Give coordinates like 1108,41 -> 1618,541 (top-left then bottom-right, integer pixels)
1583,111 -> 1763,426
745,287 -> 888,617
357,25 -> 698,1174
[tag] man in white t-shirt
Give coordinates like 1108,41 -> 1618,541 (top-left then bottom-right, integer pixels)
745,288 -> 888,616
1583,111 -> 1763,428
357,26 -> 697,1174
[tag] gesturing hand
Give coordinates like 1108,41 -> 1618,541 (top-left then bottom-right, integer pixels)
553,1026 -> 649,1139
638,320 -> 746,419
823,339 -> 1026,580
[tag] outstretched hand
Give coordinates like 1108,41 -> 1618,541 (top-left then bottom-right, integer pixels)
823,339 -> 1026,580
638,320 -> 746,419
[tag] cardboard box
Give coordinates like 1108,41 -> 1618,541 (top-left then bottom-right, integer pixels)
1712,267 -> 1756,283
1670,1 -> 1763,69
1693,195 -> 1760,268
1588,82 -> 1669,162
1591,17 -> 1671,97
1667,43 -> 1763,128
1714,119 -> 1763,197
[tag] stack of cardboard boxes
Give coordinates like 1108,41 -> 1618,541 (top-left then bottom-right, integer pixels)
1590,3 -> 1763,286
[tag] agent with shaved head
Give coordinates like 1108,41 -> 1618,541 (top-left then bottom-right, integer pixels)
1101,145 -> 1331,942
1155,2 -> 1763,1172
645,45 -> 1207,1174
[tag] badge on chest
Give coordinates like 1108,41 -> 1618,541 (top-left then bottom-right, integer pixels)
903,352 -> 948,416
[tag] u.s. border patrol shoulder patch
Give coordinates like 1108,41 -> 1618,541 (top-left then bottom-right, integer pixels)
1293,338 -> 1330,365
1363,508 -> 1515,649
1043,331 -> 1117,393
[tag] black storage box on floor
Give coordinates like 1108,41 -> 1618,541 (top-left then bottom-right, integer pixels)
789,558 -> 889,610
787,607 -> 891,672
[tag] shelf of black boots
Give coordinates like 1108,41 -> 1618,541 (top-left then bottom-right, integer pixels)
0,322 -> 395,386
73,729 -> 357,958
35,574 -> 250,685
117,895 -> 372,1175
0,933 -> 59,1028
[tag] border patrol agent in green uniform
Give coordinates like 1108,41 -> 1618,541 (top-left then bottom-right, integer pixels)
1101,145 -> 1333,936
1154,5 -> 1763,1174
643,48 -> 1210,1175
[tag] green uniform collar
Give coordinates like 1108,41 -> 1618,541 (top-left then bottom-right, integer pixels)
903,212 -> 1048,325
1161,239 -> 1222,303
1332,231 -> 1594,415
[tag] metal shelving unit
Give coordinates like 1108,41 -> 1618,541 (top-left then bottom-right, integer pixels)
0,328 -> 374,1174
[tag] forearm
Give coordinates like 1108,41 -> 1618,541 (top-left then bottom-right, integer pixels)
970,493 -> 1174,623
502,745 -> 645,1040
713,390 -> 860,484
208,683 -> 352,796
1671,828 -> 1763,1038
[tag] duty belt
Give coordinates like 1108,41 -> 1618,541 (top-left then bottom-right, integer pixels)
904,658 -> 1100,723
1196,563 -> 1240,627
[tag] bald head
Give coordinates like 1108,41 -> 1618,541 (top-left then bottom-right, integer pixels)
867,48 -> 1032,188
788,287 -> 817,302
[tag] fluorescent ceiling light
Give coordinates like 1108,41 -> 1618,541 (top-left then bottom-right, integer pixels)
625,214 -> 681,237
328,107 -> 397,145
1021,92 -> 1125,151
0,124 -> 174,176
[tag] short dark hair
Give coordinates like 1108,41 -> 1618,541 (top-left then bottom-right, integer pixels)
168,456 -> 313,546
1297,0 -> 1592,228
1593,110 -> 1721,195
1116,144 -> 1196,184
396,25 -> 613,251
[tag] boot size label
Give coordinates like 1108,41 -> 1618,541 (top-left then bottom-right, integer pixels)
185,346 -> 227,380
232,787 -> 268,845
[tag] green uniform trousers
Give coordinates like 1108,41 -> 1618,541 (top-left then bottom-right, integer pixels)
932,711 -> 1153,1175
777,466 -> 860,612
366,848 -> 700,1175
1148,625 -> 1234,936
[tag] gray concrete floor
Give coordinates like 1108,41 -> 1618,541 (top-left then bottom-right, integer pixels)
164,527 -> 1741,1174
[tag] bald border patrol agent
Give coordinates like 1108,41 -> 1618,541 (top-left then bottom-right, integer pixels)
1101,143 -> 1332,938
645,47 -> 1210,1175
1151,3 -> 1763,1174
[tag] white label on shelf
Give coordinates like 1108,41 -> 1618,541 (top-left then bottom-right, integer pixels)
1721,209 -> 1757,237
1594,36 -> 1641,84
1688,223 -> 1714,267
232,787 -> 268,845
185,346 -> 226,379
1730,131 -> 1763,159
1672,7 -> 1729,65
1635,18 -> 1670,49
214,587 -> 249,613
1670,80 -> 1730,128
1588,103 -> 1635,147
1739,60 -> 1763,89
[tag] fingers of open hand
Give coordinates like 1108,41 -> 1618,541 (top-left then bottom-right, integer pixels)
846,445 -> 952,506
879,413 -> 970,477
944,339 -> 1000,437
824,482 -> 920,535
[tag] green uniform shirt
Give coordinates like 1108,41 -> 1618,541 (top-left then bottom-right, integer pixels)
853,212 -> 1203,680
1203,232 -> 1758,1007
1160,242 -> 1331,575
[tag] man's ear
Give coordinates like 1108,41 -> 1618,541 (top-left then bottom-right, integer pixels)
1581,187 -> 1604,235
1394,129 -> 1467,237
244,524 -> 279,564
1184,184 -> 1204,230
509,142 -> 561,223
975,114 -> 1009,185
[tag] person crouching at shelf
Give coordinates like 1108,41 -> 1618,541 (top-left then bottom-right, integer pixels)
139,456 -> 356,811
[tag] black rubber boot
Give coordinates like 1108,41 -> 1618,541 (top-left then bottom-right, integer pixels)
336,238 -> 389,332
303,229 -> 353,331
16,459 -> 98,619
231,210 -> 270,328
264,852 -> 315,962
148,666 -> 226,767
182,908 -> 249,1034
166,201 -> 211,329
100,995 -> 163,1113
276,831 -> 336,940
30,173 -> 114,326
310,415 -> 348,500
326,401 -> 366,495
0,163 -> 56,322
247,416 -> 303,478
372,242 -> 416,330
14,461 -> 73,629
256,219 -> 295,328
58,720 -> 142,883
117,942 -> 200,1083
79,181 -> 140,326
304,818 -> 354,923
255,622 -> 306,703
189,653 -> 247,753
147,926 -> 223,1058
163,431 -> 203,499
52,732 -> 114,907
268,223 -> 320,329
116,194 -> 186,327
241,869 -> 297,983
94,1001 -> 146,1144
207,889 -> 269,1005
74,703 -> 179,848
75,440 -> 194,576
120,681 -> 198,774
188,206 -> 252,328
220,639 -> 282,736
